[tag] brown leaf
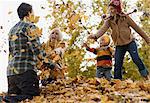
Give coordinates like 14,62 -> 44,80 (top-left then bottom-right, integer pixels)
41,6 -> 45,9
0,26 -> 3,29
28,14 -> 40,23
11,35 -> 18,41
8,11 -> 12,14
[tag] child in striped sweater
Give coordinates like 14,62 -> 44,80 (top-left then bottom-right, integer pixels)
83,35 -> 113,80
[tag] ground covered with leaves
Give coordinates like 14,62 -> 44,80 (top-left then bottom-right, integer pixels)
17,76 -> 150,103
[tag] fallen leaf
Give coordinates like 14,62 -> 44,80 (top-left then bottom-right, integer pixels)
20,49 -> 25,52
11,35 -> 18,41
8,11 -> 12,14
0,26 -> 3,29
41,6 -> 45,9
70,13 -> 80,25
28,14 -> 40,23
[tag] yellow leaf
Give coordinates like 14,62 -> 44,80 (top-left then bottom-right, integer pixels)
53,55 -> 61,62
11,67 -> 19,74
28,14 -> 40,23
68,23 -> 76,30
28,14 -> 34,22
40,69 -> 50,80
38,54 -> 42,59
35,28 -> 43,37
11,35 -> 18,41
37,61 -> 43,70
84,15 -> 88,21
70,14 -> 80,24
9,54 -> 13,60
20,49 -> 25,52
44,57 -> 49,63
28,30 -> 36,37
34,16 -> 40,23
101,95 -> 109,103
60,6 -> 65,12
81,15 -> 88,21
146,95 -> 150,99
13,68 -> 19,74
28,27 -> 42,37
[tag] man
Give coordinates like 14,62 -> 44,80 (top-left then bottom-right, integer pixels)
4,3 -> 57,102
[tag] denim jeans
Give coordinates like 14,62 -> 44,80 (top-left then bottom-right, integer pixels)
114,41 -> 149,79
96,66 -> 112,80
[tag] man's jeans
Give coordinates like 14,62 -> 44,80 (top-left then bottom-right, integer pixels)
4,70 -> 40,102
114,41 -> 149,79
96,67 -> 112,80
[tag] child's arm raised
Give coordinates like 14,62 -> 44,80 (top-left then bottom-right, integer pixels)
83,43 -> 97,54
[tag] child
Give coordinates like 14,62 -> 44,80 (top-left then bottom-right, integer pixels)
84,35 -> 113,80
88,0 -> 150,80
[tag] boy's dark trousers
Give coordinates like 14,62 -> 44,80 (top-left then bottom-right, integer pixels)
114,41 -> 149,79
96,66 -> 112,80
3,70 -> 40,102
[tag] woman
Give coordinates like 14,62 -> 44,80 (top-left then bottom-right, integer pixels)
43,28 -> 62,55
88,0 -> 150,80
39,28 -> 65,85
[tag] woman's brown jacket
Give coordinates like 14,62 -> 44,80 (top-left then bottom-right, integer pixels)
95,14 -> 149,46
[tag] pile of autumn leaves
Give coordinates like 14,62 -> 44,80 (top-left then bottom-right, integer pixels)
21,76 -> 150,103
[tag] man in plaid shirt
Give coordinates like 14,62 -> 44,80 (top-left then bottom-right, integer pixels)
4,3 -> 57,102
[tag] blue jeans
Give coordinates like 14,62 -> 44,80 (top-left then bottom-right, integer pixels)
114,41 -> 149,79
96,67 -> 112,80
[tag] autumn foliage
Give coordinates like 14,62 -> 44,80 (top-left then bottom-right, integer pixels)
17,76 -> 150,103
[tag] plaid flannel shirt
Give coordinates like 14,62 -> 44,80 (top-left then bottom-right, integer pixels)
7,20 -> 55,76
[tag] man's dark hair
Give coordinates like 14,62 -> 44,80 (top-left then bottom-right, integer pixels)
17,3 -> 32,20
